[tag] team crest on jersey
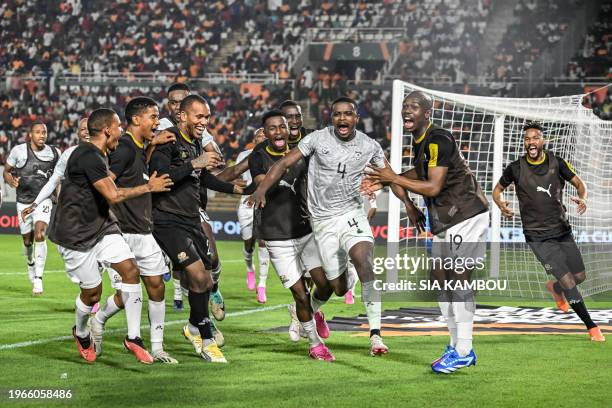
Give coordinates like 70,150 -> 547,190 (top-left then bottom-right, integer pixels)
177,252 -> 189,262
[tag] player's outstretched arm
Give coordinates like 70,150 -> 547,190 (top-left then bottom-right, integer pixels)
568,175 -> 587,215
213,157 -> 250,182
247,148 -> 304,208
492,182 -> 514,219
366,161 -> 447,197
93,171 -> 173,204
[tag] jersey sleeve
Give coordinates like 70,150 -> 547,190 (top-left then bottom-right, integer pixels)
426,134 -> 453,167
108,141 -> 133,178
5,145 -> 22,167
248,150 -> 266,178
556,155 -> 577,181
297,132 -> 318,157
498,162 -> 516,187
157,118 -> 173,131
83,150 -> 110,184
369,141 -> 386,168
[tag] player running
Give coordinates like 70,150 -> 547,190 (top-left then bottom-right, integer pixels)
22,118 -> 123,302
250,97 -> 389,356
149,94 -> 228,362
365,91 -> 489,373
3,121 -> 60,295
249,110 -> 334,361
48,108 -> 173,363
493,121 -> 605,342
90,97 -> 179,364
236,128 -> 270,302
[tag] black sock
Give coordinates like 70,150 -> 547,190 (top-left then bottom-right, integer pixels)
370,329 -> 381,337
212,282 -> 219,293
188,290 -> 213,339
569,300 -> 597,330
553,281 -> 564,295
562,286 -> 596,329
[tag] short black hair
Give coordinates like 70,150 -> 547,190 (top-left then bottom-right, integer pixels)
167,83 -> 190,94
404,91 -> 433,111
278,100 -> 301,110
88,108 -> 117,136
30,120 -> 46,132
523,121 -> 544,133
179,94 -> 208,113
125,97 -> 157,124
331,96 -> 358,111
261,110 -> 286,127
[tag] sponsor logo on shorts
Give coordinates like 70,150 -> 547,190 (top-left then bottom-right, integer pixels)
177,252 -> 189,262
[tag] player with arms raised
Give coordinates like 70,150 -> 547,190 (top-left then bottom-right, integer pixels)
493,122 -> 604,342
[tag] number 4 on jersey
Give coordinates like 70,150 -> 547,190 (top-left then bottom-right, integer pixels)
348,218 -> 363,234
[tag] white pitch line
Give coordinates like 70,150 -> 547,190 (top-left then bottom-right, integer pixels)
0,259 -> 246,275
0,303 -> 289,351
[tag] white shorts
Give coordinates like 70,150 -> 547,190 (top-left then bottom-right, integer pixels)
432,211 -> 489,263
237,203 -> 254,241
17,199 -> 52,234
123,233 -> 168,277
57,234 -> 134,289
265,233 -> 322,289
311,208 -> 374,281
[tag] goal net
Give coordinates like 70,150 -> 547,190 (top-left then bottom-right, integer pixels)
387,80 -> 612,299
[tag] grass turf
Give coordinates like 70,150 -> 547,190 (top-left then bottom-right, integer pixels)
0,234 -> 610,408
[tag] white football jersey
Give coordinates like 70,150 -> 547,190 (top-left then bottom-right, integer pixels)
298,127 -> 385,221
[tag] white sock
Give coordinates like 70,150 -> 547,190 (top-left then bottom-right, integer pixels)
257,246 -> 269,287
95,294 -> 121,325
311,293 -> 327,313
188,322 -> 200,336
244,249 -> 254,270
148,299 -> 165,353
438,300 -> 457,347
211,264 -> 222,285
347,261 -> 358,291
106,267 -> 122,290
121,283 -> 143,339
361,281 -> 381,331
34,241 -> 47,279
23,244 -> 34,264
301,318 -> 322,347
75,295 -> 92,338
452,290 -> 475,357
173,279 -> 182,301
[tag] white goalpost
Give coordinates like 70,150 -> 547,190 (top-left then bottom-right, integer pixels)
387,80 -> 612,299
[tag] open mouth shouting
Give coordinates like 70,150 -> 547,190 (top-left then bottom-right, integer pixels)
336,123 -> 351,137
272,135 -> 286,149
403,115 -> 416,131
527,144 -> 539,158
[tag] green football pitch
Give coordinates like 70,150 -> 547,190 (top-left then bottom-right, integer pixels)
0,234 -> 610,408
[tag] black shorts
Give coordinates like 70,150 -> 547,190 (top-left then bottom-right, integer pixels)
153,222 -> 212,270
526,232 -> 585,279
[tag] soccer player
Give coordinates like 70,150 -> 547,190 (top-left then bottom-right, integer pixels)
250,97 -> 389,356
236,127 -> 270,302
364,91 -> 489,373
3,121 -> 60,294
249,110 -> 334,361
493,122 -> 605,342
47,108 -> 173,363
279,99 -> 314,147
159,83 -> 245,323
89,97 -> 179,364
149,94 -> 228,362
